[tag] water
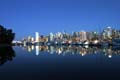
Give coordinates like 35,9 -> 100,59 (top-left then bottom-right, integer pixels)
0,46 -> 120,80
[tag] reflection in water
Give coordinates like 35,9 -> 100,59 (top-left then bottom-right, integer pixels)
0,46 -> 15,66
22,45 -> 120,58
36,46 -> 39,56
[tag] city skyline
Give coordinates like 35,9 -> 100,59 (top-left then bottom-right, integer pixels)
12,27 -> 119,49
0,0 -> 120,40
0,0 -> 120,79
21,26 -> 119,39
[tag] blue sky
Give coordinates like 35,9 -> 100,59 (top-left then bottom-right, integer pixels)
0,0 -> 120,40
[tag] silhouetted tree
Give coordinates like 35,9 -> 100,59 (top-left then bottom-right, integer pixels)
0,25 -> 15,44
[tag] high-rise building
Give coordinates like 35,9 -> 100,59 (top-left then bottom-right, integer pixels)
80,31 -> 87,41
106,27 -> 112,39
31,37 -> 34,42
102,27 -> 112,40
49,33 -> 54,42
35,32 -> 39,42
28,36 -> 32,42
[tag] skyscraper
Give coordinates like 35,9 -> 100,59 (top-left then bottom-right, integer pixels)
35,32 -> 39,42
102,27 -> 112,40
106,27 -> 112,39
80,31 -> 87,41
49,33 -> 54,42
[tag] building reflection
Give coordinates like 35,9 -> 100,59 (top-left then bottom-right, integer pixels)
36,46 -> 39,56
22,45 -> 120,58
0,46 -> 15,66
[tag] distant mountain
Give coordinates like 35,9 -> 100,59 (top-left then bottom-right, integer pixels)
0,25 -> 15,44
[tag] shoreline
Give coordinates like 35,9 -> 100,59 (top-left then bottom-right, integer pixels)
13,42 -> 120,47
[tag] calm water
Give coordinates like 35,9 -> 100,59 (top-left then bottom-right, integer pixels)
0,46 -> 120,80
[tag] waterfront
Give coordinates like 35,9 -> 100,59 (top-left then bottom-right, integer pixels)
0,46 -> 120,80
1,0 -> 120,79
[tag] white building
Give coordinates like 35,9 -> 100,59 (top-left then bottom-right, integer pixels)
80,31 -> 87,41
106,27 -> 112,39
49,32 -> 54,42
102,27 -> 112,39
35,32 -> 39,42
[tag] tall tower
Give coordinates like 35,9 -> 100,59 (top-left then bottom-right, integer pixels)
35,32 -> 39,42
103,27 -> 112,39
49,32 -> 54,42
80,31 -> 87,41
106,27 -> 112,39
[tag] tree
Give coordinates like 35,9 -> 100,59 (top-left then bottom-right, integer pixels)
0,25 -> 15,44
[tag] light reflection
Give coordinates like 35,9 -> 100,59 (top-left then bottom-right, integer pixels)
31,45 -> 34,50
108,55 -> 112,58
36,46 -> 39,56
22,45 -> 120,58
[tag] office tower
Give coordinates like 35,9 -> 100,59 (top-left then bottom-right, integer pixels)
87,32 -> 94,41
73,32 -> 79,38
31,37 -> 34,42
28,36 -> 32,42
106,27 -> 112,39
49,33 -> 54,42
102,27 -> 112,40
35,32 -> 39,42
80,31 -> 87,41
